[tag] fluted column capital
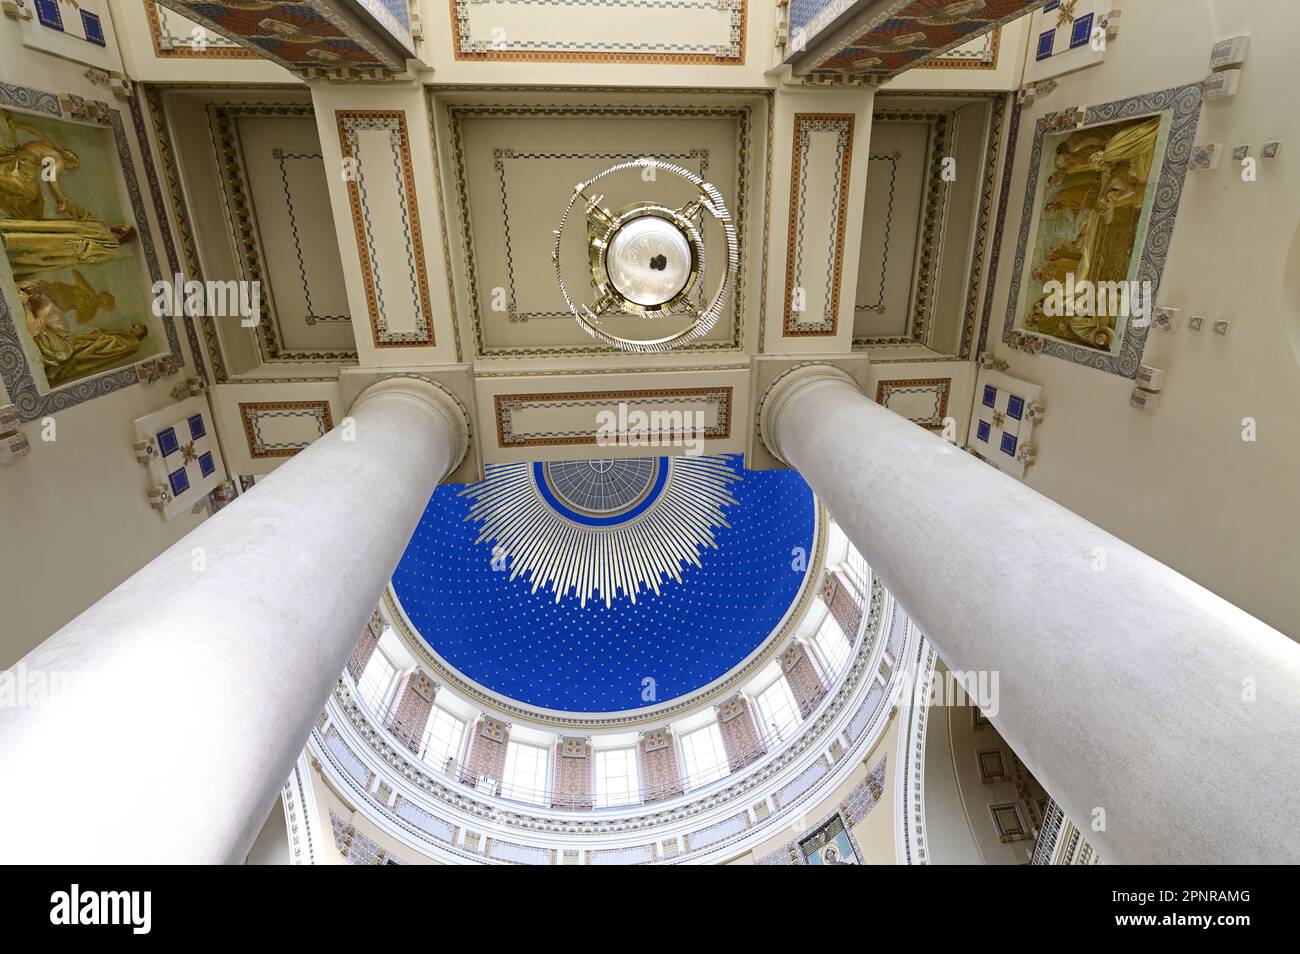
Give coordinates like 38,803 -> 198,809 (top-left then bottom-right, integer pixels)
757,363 -> 860,465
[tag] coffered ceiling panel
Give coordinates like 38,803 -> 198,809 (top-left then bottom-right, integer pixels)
439,94 -> 767,359
211,105 -> 357,360
854,119 -> 936,340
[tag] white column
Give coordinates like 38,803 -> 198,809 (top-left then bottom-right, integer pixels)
0,377 -> 468,863
760,365 -> 1300,864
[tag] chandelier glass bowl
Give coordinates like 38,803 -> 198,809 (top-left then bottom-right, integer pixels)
552,158 -> 739,353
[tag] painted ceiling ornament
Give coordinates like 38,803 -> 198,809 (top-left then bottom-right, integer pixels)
460,455 -> 742,607
912,0 -> 991,27
552,158 -> 739,353
1057,0 -> 1081,27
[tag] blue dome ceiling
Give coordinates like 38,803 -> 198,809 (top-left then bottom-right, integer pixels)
392,454 -> 817,713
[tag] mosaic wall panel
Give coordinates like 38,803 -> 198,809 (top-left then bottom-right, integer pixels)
385,671 -> 436,754
347,611 -> 384,681
132,395 -> 226,521
1024,0 -> 1113,83
0,83 -> 182,423
1001,83 -> 1203,377
640,729 -> 683,804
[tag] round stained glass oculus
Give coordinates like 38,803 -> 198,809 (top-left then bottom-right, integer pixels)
542,458 -> 660,518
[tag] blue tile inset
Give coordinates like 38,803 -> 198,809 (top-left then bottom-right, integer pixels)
35,0 -> 63,30
976,420 -> 991,443
1000,432 -> 1018,457
1036,28 -> 1056,61
187,413 -> 206,441
168,467 -> 190,497
1006,395 -> 1025,421
1070,12 -> 1095,49
1044,0 -> 1060,10
199,452 -> 215,478
157,426 -> 179,457
982,384 -> 998,409
81,10 -> 106,45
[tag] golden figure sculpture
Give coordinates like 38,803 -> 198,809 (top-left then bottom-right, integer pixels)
43,268 -> 116,324
1,219 -> 136,278
54,323 -> 149,384
0,113 -> 92,221
0,110 -> 137,279
19,280 -> 148,384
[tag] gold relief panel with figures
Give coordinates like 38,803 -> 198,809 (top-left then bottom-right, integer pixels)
0,83 -> 182,422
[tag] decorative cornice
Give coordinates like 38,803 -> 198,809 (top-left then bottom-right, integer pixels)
311,578 -> 904,863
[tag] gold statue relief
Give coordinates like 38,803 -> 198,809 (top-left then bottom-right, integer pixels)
0,108 -> 157,389
1023,114 -> 1165,351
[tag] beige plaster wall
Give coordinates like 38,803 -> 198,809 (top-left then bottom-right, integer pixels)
0,27 -> 209,666
985,0 -> 1300,638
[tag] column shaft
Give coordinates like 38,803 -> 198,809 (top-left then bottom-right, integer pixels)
0,383 -> 460,863
769,369 -> 1300,864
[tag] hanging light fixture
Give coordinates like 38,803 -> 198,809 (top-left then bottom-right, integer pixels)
552,158 -> 739,353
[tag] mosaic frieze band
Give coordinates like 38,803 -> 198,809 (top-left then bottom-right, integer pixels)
493,385 -> 733,449
449,0 -> 746,65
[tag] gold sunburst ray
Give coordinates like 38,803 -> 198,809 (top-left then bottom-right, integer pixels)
459,455 -> 744,607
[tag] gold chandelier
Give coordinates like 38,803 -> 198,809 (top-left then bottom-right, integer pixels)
552,158 -> 739,353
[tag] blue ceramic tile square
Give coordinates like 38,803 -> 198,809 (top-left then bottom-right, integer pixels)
1044,0 -> 1060,10
157,426 -> 179,457
1070,12 -> 1094,49
1036,28 -> 1056,61
1006,394 -> 1025,421
187,413 -> 206,440
982,384 -> 997,408
199,451 -> 215,477
976,420 -> 991,443
81,10 -> 106,46
168,467 -> 190,497
35,0 -> 63,30
1000,432 -> 1018,457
